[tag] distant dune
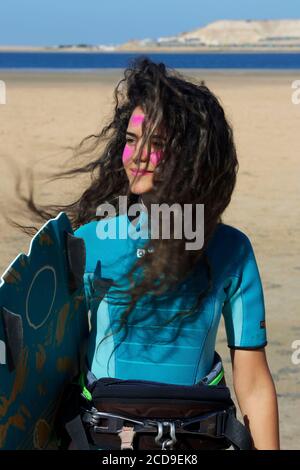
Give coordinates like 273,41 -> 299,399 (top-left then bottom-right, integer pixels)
180,19 -> 300,46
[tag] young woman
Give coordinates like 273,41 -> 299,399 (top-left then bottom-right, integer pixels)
19,57 -> 279,449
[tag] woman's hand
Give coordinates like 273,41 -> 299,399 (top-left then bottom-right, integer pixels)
230,348 -> 280,450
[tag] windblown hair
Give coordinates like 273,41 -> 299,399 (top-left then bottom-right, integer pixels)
13,57 -> 238,371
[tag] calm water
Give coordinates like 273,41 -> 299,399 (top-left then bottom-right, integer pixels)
0,51 -> 300,70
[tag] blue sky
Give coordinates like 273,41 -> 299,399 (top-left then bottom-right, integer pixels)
0,0 -> 299,46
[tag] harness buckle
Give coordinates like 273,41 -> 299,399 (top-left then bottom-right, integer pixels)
81,408 -> 144,433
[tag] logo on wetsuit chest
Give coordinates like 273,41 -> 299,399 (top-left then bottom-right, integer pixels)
136,247 -> 154,258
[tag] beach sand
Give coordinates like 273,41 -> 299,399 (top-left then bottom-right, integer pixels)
0,69 -> 299,449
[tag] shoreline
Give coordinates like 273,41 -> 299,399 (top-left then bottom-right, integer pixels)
1,69 -> 299,80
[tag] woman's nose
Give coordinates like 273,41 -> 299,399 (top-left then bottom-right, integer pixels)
133,144 -> 149,164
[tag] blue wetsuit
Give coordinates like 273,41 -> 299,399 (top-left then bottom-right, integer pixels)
74,209 -> 267,386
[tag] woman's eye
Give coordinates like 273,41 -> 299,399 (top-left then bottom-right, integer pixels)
126,137 -> 135,145
151,141 -> 163,150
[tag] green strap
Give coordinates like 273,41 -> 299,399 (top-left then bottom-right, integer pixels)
208,368 -> 224,386
79,372 -> 92,401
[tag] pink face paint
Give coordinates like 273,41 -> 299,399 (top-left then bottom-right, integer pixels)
123,145 -> 162,167
124,110 -> 163,167
122,144 -> 134,164
130,114 -> 145,126
140,148 -> 162,166
150,150 -> 162,166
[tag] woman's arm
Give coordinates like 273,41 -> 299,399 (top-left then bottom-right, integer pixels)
230,348 -> 280,450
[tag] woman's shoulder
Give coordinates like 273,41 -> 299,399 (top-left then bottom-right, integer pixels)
207,222 -> 257,271
213,222 -> 253,248
74,213 -> 128,239
73,220 -> 98,240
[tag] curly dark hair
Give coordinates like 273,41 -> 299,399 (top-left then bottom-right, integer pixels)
11,56 -> 239,372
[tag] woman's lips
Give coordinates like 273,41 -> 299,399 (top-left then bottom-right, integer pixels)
130,168 -> 153,176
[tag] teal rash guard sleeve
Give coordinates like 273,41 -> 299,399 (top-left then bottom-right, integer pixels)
222,236 -> 267,349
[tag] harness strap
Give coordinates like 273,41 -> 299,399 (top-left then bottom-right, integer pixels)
223,413 -> 253,450
83,408 -> 253,450
65,415 -> 90,450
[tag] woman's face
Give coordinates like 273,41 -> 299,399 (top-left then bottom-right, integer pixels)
122,106 -> 163,194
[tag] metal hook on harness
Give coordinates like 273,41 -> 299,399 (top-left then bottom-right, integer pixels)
154,421 -> 177,450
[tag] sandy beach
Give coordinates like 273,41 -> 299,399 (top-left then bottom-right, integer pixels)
0,69 -> 299,449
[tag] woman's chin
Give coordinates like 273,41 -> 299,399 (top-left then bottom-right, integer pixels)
129,180 -> 153,195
